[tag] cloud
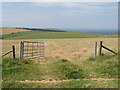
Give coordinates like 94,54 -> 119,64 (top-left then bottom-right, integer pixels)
32,2 -> 117,16
33,2 -> 117,10
33,2 -> 90,8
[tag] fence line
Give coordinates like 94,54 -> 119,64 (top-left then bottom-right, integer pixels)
94,41 -> 117,57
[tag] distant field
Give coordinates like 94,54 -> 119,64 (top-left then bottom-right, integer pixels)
3,30 -> 118,39
0,28 -> 30,35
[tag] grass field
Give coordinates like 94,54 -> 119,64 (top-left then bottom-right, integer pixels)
3,30 -> 118,39
1,29 -> 119,88
2,38 -> 119,88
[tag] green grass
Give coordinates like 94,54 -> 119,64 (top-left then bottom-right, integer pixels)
3,30 -> 117,39
2,54 -> 119,88
2,58 -> 84,81
52,59 -> 85,79
86,54 -> 118,78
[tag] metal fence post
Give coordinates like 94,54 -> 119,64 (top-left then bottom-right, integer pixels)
94,41 -> 97,57
20,41 -> 24,60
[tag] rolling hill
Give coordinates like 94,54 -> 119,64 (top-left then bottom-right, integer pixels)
1,28 -> 118,39
2,30 -> 118,40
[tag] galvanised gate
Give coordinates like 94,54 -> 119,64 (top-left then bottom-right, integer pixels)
19,41 -> 44,60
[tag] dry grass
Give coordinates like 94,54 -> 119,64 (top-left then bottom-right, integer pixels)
0,28 -> 30,35
1,38 -> 118,60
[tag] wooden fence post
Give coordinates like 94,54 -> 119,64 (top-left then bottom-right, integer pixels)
94,41 -> 97,57
12,45 -> 15,59
99,41 -> 103,56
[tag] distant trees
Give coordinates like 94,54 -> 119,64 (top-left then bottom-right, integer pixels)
15,27 -> 66,32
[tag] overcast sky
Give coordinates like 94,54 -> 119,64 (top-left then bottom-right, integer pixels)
2,2 -> 118,30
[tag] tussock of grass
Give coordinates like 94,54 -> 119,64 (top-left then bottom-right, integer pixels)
2,58 -> 33,68
88,54 -> 116,62
2,58 -> 36,81
53,59 -> 84,79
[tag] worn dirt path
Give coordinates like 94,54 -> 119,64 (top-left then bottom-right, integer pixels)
19,78 -> 119,83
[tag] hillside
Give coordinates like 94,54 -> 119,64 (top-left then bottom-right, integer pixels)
0,28 -> 31,35
2,30 -> 118,40
0,27 -> 65,36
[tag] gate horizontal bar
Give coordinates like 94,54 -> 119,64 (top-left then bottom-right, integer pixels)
23,51 -> 44,54
24,56 -> 44,59
24,46 -> 44,47
23,49 -> 44,51
23,41 -> 44,44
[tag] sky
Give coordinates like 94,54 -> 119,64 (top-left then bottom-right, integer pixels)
2,2 -> 118,31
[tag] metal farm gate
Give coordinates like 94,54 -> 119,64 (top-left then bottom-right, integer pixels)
19,41 -> 44,60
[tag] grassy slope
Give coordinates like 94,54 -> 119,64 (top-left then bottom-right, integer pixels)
3,30 -> 118,39
2,54 -> 118,88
